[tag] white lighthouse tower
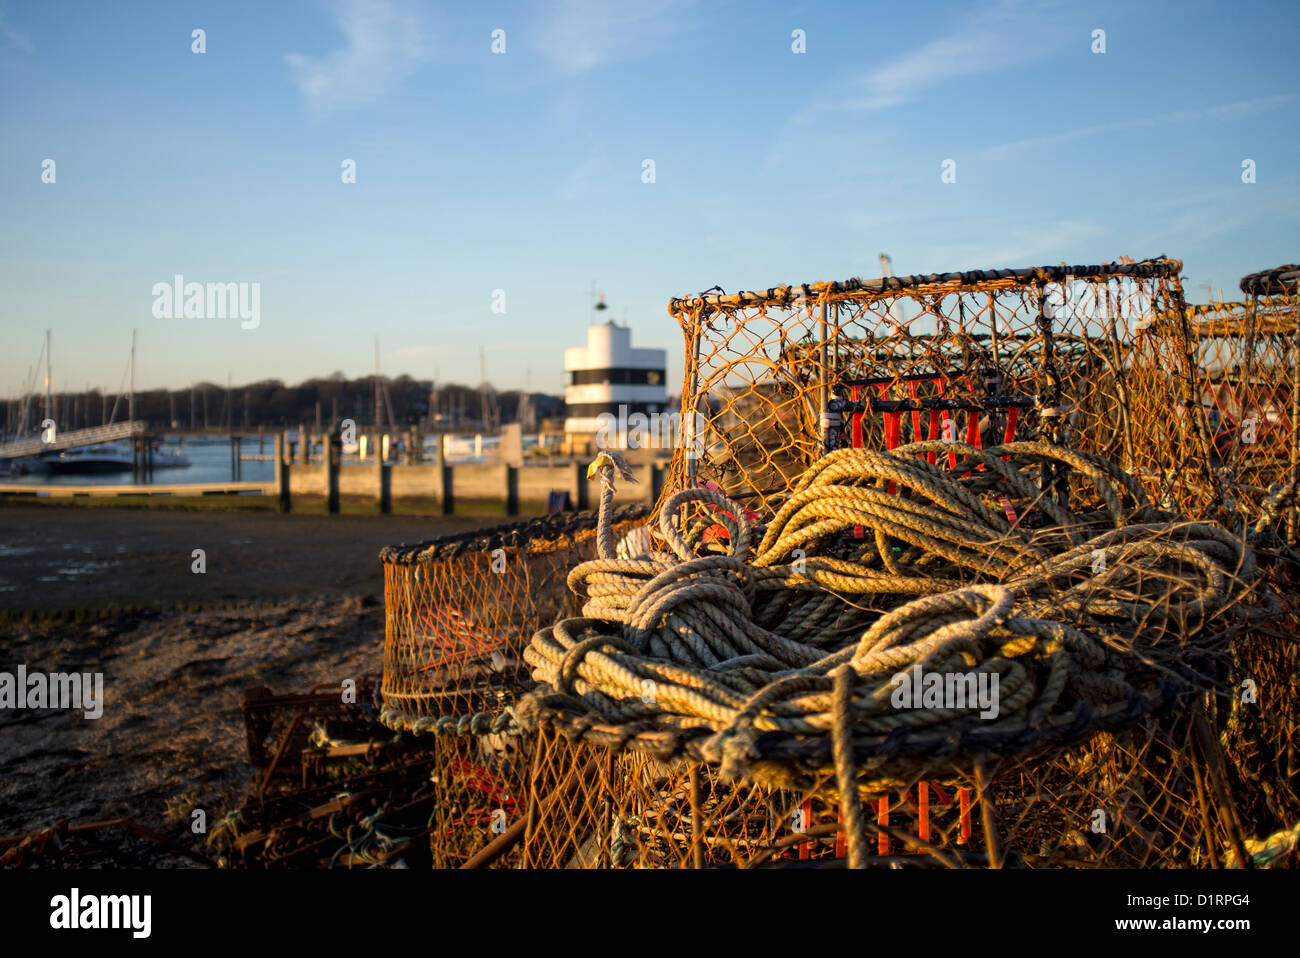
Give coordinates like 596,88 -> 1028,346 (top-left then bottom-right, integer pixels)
564,314 -> 667,449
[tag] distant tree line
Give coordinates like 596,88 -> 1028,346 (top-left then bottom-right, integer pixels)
5,372 -> 567,435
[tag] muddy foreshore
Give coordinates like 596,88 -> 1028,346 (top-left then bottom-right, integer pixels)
0,504 -> 492,849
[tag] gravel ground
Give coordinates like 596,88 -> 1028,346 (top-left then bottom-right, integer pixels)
0,504 -> 489,613
0,504 -> 493,849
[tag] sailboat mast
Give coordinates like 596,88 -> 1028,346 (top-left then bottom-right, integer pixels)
373,337 -> 380,429
479,346 -> 488,430
129,329 -> 137,422
44,329 -> 51,425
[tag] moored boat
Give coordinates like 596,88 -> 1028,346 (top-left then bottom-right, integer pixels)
37,442 -> 134,475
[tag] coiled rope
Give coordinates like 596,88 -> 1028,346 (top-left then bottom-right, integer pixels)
520,446 -> 1259,798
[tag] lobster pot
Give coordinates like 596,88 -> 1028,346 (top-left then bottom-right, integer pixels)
427,731 -> 530,868
380,508 -> 648,868
1137,268 -> 1300,834
517,713 -> 1244,869
1163,268 -> 1300,531
515,419 -> 1277,868
379,506 -> 650,732
1193,302 -> 1299,490
660,258 -> 1202,519
519,724 -> 793,869
516,725 -> 987,869
1176,267 -> 1300,844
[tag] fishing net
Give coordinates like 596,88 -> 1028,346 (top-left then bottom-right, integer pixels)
212,680 -> 445,868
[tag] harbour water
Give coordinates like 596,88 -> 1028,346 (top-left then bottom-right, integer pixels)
0,433 -> 517,487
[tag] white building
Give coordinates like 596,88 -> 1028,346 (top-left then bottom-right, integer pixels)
564,320 -> 668,437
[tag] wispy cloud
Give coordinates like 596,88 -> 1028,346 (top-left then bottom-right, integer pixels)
285,0 -> 432,111
981,116 -> 1156,160
979,94 -> 1295,159
0,3 -> 32,53
1132,183 -> 1300,253
1204,93 -> 1294,118
843,0 -> 1060,112
533,0 -> 693,75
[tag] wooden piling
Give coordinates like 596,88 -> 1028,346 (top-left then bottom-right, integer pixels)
375,434 -> 390,514
575,462 -> 589,511
505,465 -> 519,516
275,432 -> 290,513
327,431 -> 341,515
434,431 -> 450,514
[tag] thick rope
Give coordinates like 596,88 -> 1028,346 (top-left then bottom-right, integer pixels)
522,446 -> 1259,787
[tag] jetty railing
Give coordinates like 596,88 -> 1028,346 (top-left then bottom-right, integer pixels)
0,419 -> 146,459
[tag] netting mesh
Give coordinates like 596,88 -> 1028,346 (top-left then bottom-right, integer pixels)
1173,295 -> 1299,533
520,712 -> 1256,868
1203,268 -> 1300,851
380,508 -> 650,730
662,259 -> 1215,518
427,732 -> 528,868
378,507 -> 648,866
521,724 -> 791,868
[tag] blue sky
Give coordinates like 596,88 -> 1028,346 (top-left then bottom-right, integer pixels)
1,0 -> 1296,398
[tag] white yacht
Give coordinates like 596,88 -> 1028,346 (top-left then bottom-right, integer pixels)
37,442 -> 134,475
